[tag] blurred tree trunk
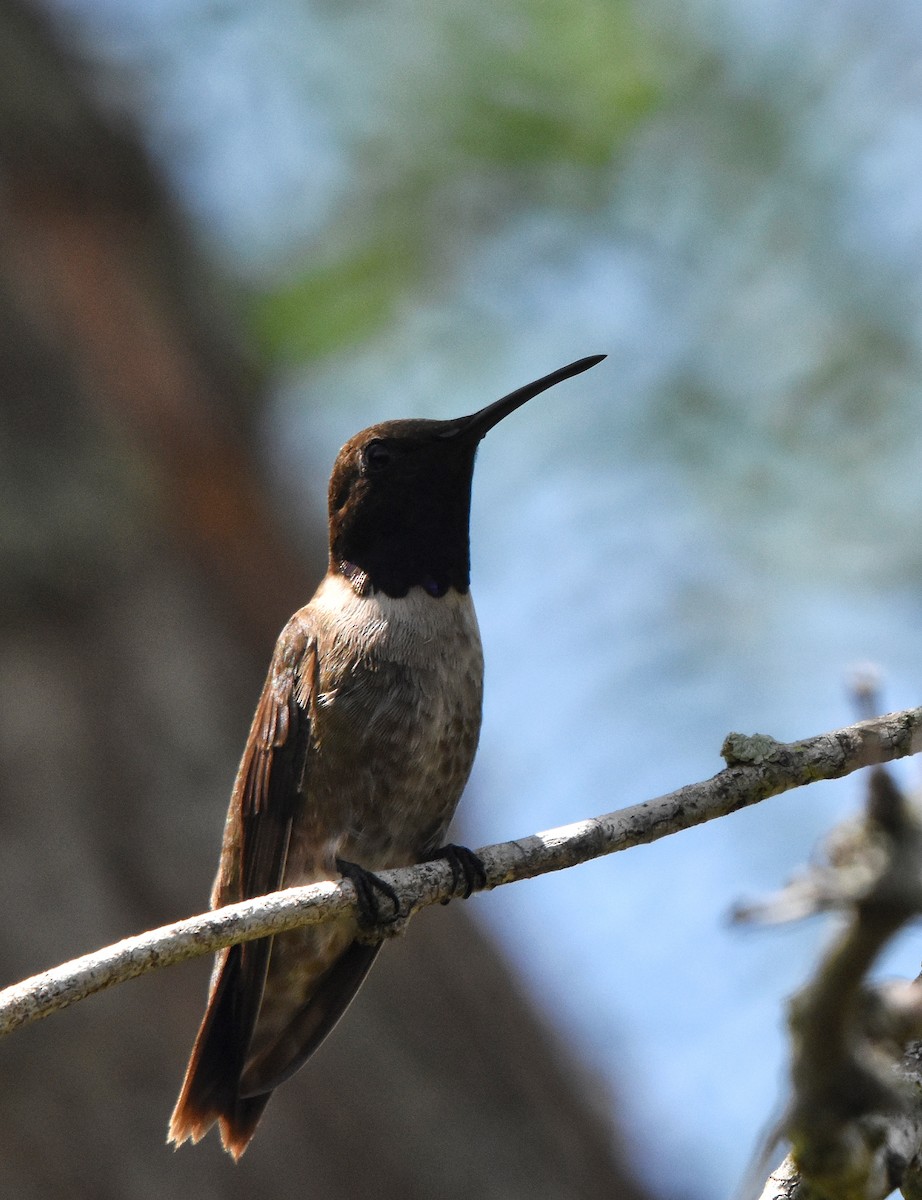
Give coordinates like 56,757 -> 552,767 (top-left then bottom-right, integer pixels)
0,3 -> 654,1196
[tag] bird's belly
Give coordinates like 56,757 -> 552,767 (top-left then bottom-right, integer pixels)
285,600 -> 484,881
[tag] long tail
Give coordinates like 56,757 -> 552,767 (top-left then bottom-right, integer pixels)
169,942 -> 271,1160
169,937 -> 381,1159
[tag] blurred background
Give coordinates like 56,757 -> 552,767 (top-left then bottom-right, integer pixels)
2,0 -> 922,1195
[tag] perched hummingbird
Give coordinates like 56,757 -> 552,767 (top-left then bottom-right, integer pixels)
169,354 -> 605,1158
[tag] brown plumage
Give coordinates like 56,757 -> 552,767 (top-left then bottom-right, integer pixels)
168,356 -> 605,1157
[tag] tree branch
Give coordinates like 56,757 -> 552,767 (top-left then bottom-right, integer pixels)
1,706 -> 920,1040
753,765 -> 922,1200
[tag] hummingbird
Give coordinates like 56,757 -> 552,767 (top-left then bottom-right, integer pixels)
168,354 -> 605,1158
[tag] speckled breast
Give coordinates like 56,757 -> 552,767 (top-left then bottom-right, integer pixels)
287,575 -> 485,878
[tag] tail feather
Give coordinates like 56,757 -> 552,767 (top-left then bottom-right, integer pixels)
216,1094 -> 273,1161
169,942 -> 271,1159
170,937 -> 382,1158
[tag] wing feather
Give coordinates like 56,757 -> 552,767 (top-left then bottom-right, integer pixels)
169,619 -> 315,1157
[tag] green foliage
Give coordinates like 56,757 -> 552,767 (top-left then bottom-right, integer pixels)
253,236 -> 419,361
444,0 -> 658,167
250,0 -> 660,362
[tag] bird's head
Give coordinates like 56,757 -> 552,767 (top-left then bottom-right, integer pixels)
327,355 -> 605,598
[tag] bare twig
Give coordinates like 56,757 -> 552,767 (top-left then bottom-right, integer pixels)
753,766 -> 922,1200
2,706 -> 921,1041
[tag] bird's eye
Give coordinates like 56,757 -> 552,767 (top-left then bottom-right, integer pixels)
362,439 -> 391,471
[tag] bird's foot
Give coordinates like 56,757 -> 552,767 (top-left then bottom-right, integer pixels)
424,843 -> 487,903
336,858 -> 404,940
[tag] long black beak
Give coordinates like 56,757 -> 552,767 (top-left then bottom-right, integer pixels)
445,355 -> 606,440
